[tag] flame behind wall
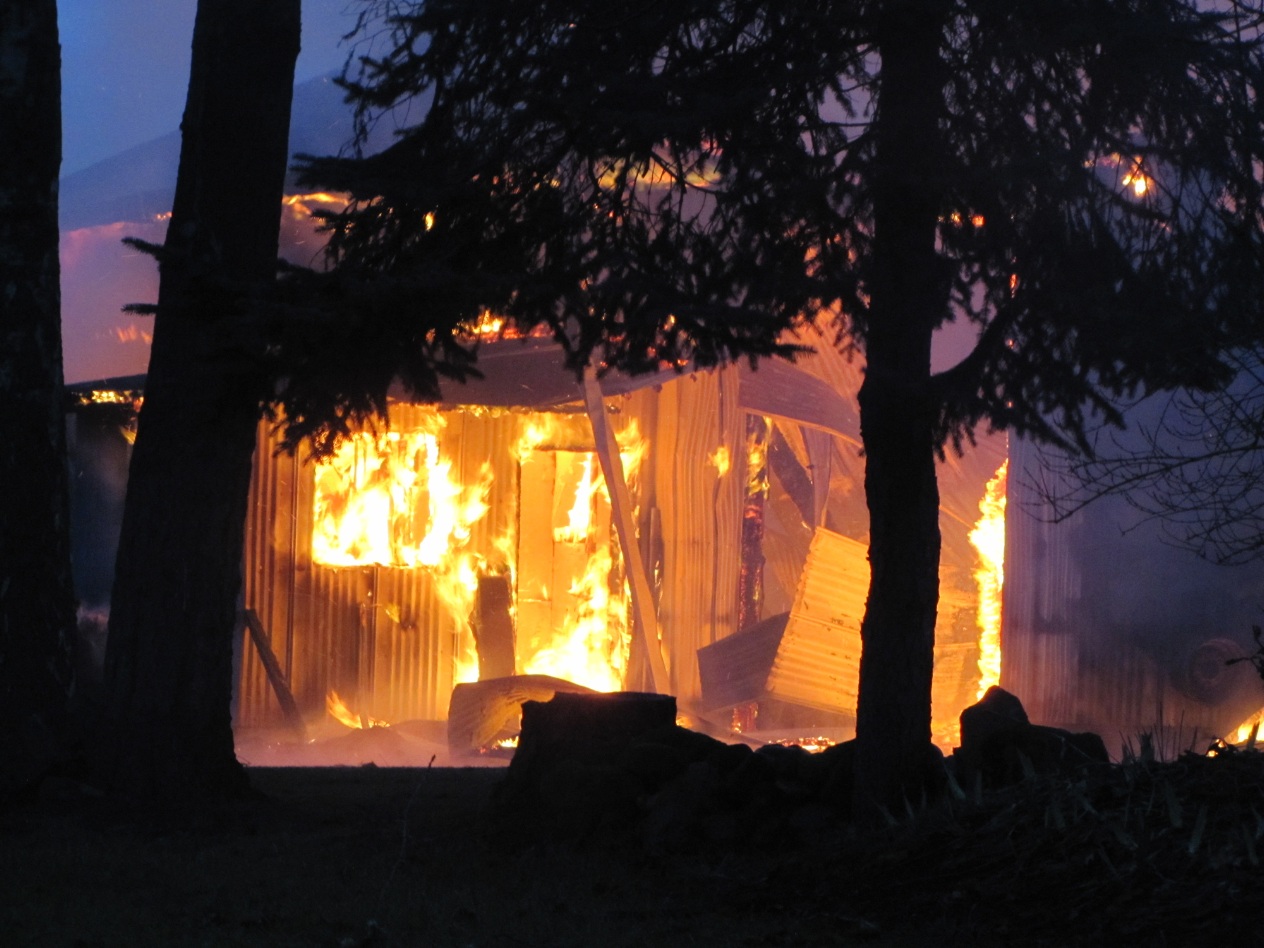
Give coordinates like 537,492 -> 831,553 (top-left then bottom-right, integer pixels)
971,458 -> 1008,700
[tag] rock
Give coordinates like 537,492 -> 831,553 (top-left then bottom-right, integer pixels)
535,758 -> 640,837
955,687 -> 1109,789
641,760 -> 723,850
816,739 -> 857,812
618,739 -> 692,789
490,691 -> 678,840
501,691 -> 677,795
705,740 -> 754,774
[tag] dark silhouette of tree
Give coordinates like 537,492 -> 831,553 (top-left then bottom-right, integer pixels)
98,0 -> 300,797
289,0 -> 1264,811
0,0 -> 78,797
1036,347 -> 1264,566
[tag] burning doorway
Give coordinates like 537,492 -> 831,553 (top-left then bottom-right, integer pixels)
514,442 -> 635,693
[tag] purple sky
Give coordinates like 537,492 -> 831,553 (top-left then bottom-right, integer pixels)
60,0 -> 358,175
58,1 -> 364,381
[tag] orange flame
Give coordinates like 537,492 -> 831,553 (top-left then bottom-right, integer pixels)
514,416 -> 645,692
554,453 -> 601,544
711,444 -> 732,477
312,409 -> 645,695
283,191 -> 349,219
326,690 -> 390,729
311,421 -> 491,570
970,459 -> 1007,700
113,324 -> 153,345
1122,169 -> 1149,197
311,416 -> 495,686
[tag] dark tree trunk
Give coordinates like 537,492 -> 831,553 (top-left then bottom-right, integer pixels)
0,0 -> 77,795
853,2 -> 949,815
99,0 -> 300,798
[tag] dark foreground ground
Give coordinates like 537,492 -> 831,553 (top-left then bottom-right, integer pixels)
2,751 -> 1263,947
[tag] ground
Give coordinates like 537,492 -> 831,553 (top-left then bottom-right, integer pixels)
2,750 -> 1263,947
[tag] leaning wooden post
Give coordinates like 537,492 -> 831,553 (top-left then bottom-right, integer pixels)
582,368 -> 670,695
242,609 -> 308,742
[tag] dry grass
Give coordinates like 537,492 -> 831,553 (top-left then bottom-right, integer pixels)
3,752 -> 1263,947
0,767 -> 897,947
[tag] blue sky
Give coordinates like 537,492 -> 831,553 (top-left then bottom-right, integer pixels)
59,0 -> 359,174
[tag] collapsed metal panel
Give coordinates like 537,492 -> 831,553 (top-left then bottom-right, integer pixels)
697,527 -> 867,717
764,528 -> 867,713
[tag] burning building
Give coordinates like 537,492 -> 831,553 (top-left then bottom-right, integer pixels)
70,330 -> 1262,763
62,75 -> 1263,761
232,332 -> 1007,752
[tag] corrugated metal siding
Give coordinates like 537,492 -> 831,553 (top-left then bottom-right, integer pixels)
765,528 -> 867,713
651,368 -> 744,701
240,409 -> 524,726
238,423 -> 299,727
697,613 -> 788,709
240,402 -> 665,726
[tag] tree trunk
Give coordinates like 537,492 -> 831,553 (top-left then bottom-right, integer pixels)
99,0 -> 300,798
0,0 -> 77,796
852,2 -> 949,815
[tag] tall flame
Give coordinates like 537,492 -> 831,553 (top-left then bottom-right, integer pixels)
554,454 -> 601,544
521,545 -> 629,692
515,416 -> 645,692
970,459 -> 1008,700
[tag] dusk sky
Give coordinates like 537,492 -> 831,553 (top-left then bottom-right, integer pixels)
58,1 -> 365,382
59,0 -> 359,175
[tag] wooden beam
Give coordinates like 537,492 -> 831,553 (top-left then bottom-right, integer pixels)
472,573 -> 516,680
242,609 -> 308,741
582,368 -> 670,695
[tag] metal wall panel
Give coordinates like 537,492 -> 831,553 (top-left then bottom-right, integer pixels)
765,528 -> 868,714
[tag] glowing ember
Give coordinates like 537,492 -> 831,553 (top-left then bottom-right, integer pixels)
970,458 -> 1007,700
773,736 -> 837,754
1122,169 -> 1149,197
88,389 -> 132,405
746,419 -> 771,496
326,690 -> 390,729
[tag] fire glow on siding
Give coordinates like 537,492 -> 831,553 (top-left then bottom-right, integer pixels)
970,458 -> 1008,699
